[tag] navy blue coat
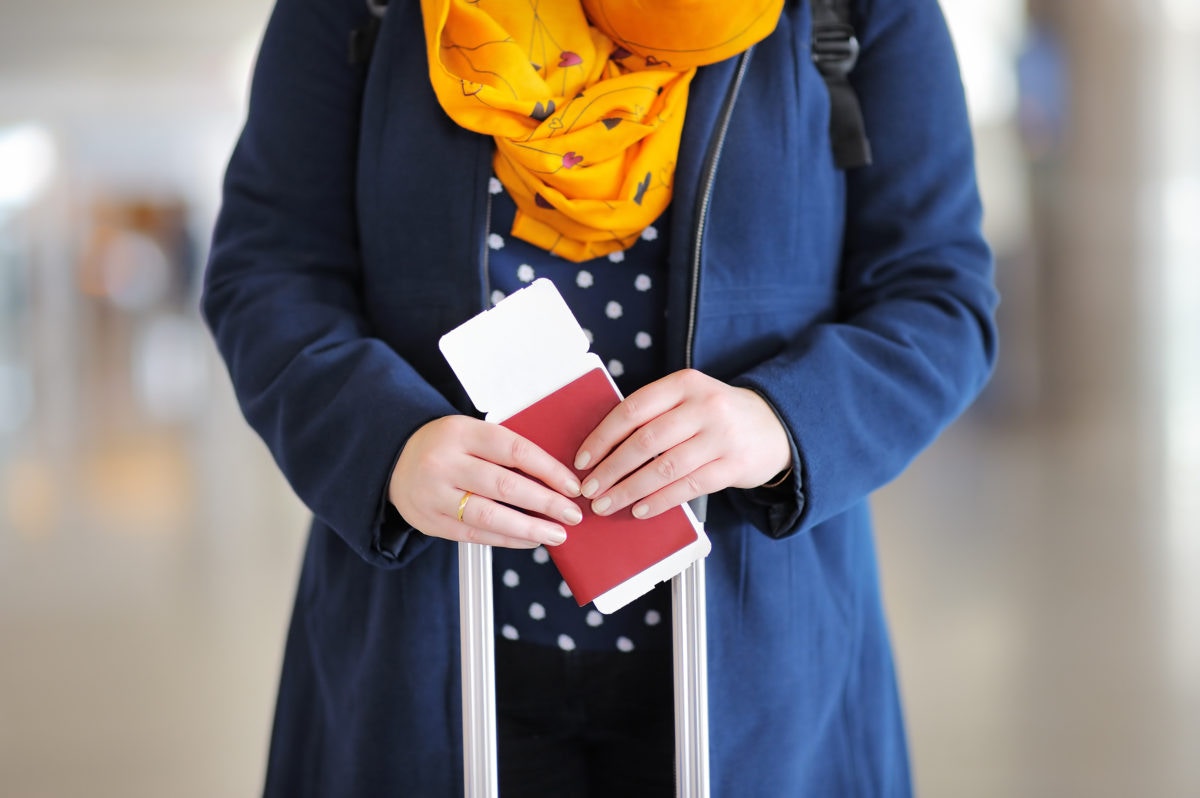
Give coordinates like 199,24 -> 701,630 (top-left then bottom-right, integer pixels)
203,0 -> 997,795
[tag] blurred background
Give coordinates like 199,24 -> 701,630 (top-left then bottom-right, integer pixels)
0,0 -> 1197,796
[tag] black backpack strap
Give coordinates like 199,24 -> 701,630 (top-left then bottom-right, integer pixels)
349,0 -> 389,65
811,0 -> 872,169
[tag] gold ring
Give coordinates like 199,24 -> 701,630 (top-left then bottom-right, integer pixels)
456,491 -> 473,522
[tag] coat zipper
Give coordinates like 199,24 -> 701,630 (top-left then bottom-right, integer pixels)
479,184 -> 494,310
684,47 -> 755,370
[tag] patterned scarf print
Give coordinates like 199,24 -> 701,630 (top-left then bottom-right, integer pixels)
421,0 -> 783,262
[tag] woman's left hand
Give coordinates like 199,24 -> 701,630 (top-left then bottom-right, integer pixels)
573,369 -> 792,520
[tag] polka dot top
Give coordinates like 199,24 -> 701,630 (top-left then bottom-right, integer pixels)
486,175 -> 673,653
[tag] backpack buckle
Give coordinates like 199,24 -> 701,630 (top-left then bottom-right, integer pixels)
811,23 -> 860,78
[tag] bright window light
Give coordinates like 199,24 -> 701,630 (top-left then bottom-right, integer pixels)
1164,0 -> 1200,30
0,125 -> 57,209
941,0 -> 1023,127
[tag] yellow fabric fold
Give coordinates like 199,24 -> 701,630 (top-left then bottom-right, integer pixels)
420,0 -> 783,262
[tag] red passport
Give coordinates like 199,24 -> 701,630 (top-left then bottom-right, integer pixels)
501,367 -> 703,608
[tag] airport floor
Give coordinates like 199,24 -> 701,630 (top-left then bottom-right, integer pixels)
1,362 -> 1198,798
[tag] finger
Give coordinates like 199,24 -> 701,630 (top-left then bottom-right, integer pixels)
590,437 -> 718,517
623,460 -> 732,521
456,491 -> 570,547
428,514 -> 542,549
581,408 -> 699,502
574,374 -> 688,472
468,460 -> 585,527
468,424 -> 582,498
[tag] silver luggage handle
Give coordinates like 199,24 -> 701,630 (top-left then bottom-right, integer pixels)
672,558 -> 711,798
459,500 -> 711,798
674,494 -> 711,798
459,541 -> 498,798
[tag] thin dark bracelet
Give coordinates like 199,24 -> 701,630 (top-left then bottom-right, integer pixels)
760,467 -> 793,490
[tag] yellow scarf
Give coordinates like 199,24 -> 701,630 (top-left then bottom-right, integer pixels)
421,0 -> 783,262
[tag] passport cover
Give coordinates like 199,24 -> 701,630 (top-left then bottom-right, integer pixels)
500,367 -> 702,607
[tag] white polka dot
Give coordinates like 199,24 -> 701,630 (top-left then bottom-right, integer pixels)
635,274 -> 652,292
641,225 -> 659,241
490,289 -> 506,306
586,610 -> 604,627
489,177 -> 504,194
532,547 -> 550,565
605,301 -> 623,319
576,270 -> 594,288
644,609 -> 662,626
608,359 -> 625,377
516,263 -> 535,282
558,581 -> 573,599
608,249 -> 626,263
558,634 -> 577,651
502,569 -> 519,588
616,636 -> 635,652
487,233 -> 505,250
582,328 -> 594,344
529,602 -> 546,620
635,332 -> 652,349
501,624 -> 519,640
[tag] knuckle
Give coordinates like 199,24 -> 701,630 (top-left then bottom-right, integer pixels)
703,385 -> 731,411
706,398 -> 735,428
656,457 -> 677,481
476,503 -> 498,530
439,415 -> 470,441
494,471 -> 519,502
620,395 -> 642,422
509,435 -> 532,464
635,425 -> 658,453
684,473 -> 704,496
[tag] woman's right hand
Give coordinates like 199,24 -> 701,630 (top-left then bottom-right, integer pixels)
388,415 -> 584,549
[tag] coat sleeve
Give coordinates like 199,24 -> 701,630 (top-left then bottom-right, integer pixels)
732,0 -> 999,537
202,0 -> 457,567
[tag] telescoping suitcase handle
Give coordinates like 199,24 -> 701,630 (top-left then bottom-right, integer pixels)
671,547 -> 710,797
459,499 -> 712,798
459,540 -> 499,796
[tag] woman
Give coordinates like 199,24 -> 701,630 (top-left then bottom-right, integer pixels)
203,0 -> 997,795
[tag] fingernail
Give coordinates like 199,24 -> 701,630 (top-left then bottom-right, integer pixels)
545,528 -> 568,546
561,505 -> 583,525
582,479 -> 599,498
592,496 -> 612,515
632,504 -> 650,519
565,478 -> 582,497
575,451 -> 591,470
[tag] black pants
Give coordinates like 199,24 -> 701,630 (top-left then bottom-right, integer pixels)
495,638 -> 675,797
